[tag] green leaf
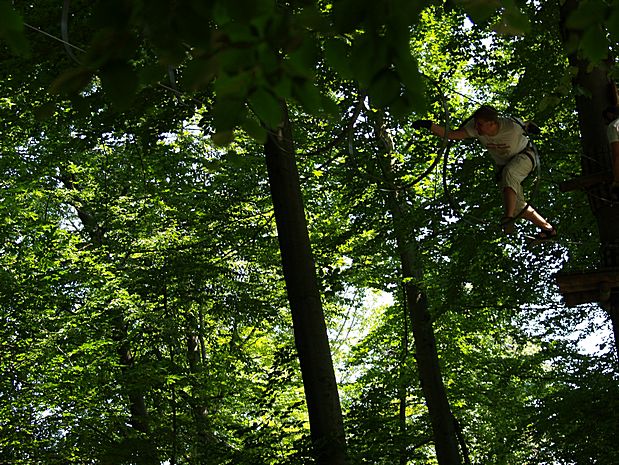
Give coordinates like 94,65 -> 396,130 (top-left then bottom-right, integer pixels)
33,102 -> 57,121
241,117 -> 268,143
182,57 -> 217,90
69,95 -> 94,116
368,70 -> 401,108
319,93 -> 340,119
50,67 -> 94,95
394,52 -> 424,98
293,79 -> 322,115
286,38 -> 318,78
294,5 -> 329,32
212,129 -> 235,146
402,80 -> 428,115
271,75 -> 293,100
493,0 -> 531,36
100,61 -> 139,108
564,0 -> 606,29
607,6 -> 619,43
579,27 -> 609,64
213,97 -> 245,132
176,5 -> 213,48
214,71 -> 252,99
323,38 -> 353,80
0,1 -> 30,56
388,96 -> 413,119
248,88 -> 283,129
537,95 -> 561,114
332,0 -> 367,33
138,63 -> 168,87
217,47 -> 256,74
214,0 -> 274,23
350,34 -> 386,87
456,0 -> 501,23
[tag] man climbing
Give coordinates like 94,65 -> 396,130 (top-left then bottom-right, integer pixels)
413,105 -> 556,239
602,104 -> 619,196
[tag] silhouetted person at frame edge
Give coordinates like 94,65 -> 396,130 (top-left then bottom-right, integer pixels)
413,105 -> 556,240
602,105 -> 619,198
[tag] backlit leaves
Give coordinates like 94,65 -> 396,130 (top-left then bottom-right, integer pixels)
563,0 -> 616,64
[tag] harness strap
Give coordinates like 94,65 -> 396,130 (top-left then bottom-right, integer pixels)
518,144 -> 537,174
524,150 -> 536,172
495,145 -> 538,183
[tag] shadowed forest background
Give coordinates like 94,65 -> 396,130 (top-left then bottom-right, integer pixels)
1,1 -> 619,464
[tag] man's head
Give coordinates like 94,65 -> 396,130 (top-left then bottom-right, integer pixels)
603,105 -> 619,124
473,105 -> 500,136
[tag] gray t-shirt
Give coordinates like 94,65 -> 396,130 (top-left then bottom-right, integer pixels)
607,117 -> 619,144
464,117 -> 529,165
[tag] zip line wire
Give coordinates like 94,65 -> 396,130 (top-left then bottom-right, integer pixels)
24,18 -> 203,106
21,11 -> 618,262
23,22 -> 85,53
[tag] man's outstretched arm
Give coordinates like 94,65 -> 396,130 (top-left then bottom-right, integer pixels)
412,119 -> 469,140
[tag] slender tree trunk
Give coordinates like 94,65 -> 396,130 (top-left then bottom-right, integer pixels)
264,102 -> 348,465
186,332 -> 218,461
62,175 -> 159,463
398,293 -> 409,465
560,0 -> 619,358
111,313 -> 157,456
374,118 -> 462,465
392,190 -> 462,465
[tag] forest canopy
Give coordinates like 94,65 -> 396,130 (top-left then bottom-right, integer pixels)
1,1 -> 618,465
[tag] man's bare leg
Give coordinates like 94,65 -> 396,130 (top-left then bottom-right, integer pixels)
520,207 -> 553,230
503,186 -> 517,218
501,187 -> 518,234
502,186 -> 555,236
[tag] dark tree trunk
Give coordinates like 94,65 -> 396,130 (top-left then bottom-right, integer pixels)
560,0 -> 619,358
374,119 -> 462,465
110,313 -> 159,464
264,102 -> 348,465
186,333 -> 219,461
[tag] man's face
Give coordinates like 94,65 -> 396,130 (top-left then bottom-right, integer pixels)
604,111 -> 618,125
475,118 -> 499,136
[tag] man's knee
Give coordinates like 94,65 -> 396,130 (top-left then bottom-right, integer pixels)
502,186 -> 517,195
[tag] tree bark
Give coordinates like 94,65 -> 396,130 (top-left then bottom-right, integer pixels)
264,102 -> 348,465
374,119 -> 462,465
560,0 -> 619,358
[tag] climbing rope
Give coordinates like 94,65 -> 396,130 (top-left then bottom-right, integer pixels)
400,76 -> 451,189
61,0 -> 80,64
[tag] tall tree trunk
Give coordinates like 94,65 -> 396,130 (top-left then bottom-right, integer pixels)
374,120 -> 462,465
560,0 -> 619,357
264,102 -> 348,465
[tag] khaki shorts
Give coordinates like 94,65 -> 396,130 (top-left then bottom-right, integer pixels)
498,151 -> 534,211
